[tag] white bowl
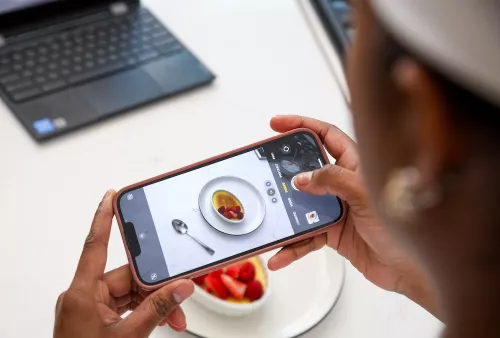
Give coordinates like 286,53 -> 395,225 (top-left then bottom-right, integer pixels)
211,190 -> 245,224
190,257 -> 271,317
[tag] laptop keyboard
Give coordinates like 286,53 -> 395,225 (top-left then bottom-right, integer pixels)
0,9 -> 183,103
328,0 -> 354,40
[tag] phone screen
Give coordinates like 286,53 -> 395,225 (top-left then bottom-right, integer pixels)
117,131 -> 342,285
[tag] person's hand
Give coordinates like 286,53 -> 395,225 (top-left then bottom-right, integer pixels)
268,115 -> 439,317
54,190 -> 194,338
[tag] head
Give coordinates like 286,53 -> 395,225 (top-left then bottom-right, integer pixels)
347,0 -> 500,327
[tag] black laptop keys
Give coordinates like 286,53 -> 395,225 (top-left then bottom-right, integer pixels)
0,1 -> 215,142
0,10 -> 183,103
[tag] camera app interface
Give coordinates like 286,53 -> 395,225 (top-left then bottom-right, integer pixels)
118,132 -> 342,284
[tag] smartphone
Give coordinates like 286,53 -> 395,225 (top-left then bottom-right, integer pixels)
114,129 -> 344,290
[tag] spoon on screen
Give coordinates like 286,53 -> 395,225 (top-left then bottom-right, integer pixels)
172,219 -> 215,256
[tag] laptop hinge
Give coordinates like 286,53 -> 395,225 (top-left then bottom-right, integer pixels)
0,36 -> 6,49
110,2 -> 129,16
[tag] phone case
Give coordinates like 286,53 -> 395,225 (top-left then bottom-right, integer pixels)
113,128 -> 346,291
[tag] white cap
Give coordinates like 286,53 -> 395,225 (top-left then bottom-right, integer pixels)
371,0 -> 500,106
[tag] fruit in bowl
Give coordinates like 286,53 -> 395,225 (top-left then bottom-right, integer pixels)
190,256 -> 270,316
212,190 -> 245,223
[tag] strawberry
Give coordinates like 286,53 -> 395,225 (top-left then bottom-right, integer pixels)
218,206 -> 226,214
237,212 -> 244,220
192,274 -> 207,286
205,275 -> 228,300
209,269 -> 223,278
226,263 -> 241,279
223,211 -> 232,219
229,211 -> 238,219
221,274 -> 247,300
239,261 -> 256,282
233,206 -> 241,213
245,280 -> 264,301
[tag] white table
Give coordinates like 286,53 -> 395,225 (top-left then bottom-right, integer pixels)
0,1 -> 443,337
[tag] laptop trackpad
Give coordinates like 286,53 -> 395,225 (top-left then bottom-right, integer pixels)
80,68 -> 162,115
143,52 -> 213,93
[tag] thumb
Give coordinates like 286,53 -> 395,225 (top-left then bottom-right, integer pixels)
119,280 -> 194,337
294,164 -> 365,207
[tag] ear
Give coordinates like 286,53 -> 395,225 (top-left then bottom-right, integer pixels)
391,59 -> 463,187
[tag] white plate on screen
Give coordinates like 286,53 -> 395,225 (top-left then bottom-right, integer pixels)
198,176 -> 266,236
181,249 -> 345,338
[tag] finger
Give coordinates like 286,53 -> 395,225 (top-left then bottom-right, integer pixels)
74,190 -> 116,284
114,289 -> 147,311
117,301 -> 140,316
55,291 -> 66,315
164,307 -> 187,331
104,265 -> 151,299
115,294 -> 132,308
131,291 -> 147,304
270,115 -> 359,170
104,265 -> 134,298
119,280 -> 194,336
268,234 -> 327,271
118,306 -> 128,316
294,164 -> 366,207
138,288 -> 151,299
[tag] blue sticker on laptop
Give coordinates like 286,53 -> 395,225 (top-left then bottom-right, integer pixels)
33,118 -> 56,135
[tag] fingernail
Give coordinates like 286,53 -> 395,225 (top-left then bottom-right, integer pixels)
173,283 -> 194,304
102,190 -> 112,201
166,319 -> 185,330
267,257 -> 277,269
296,172 -> 313,185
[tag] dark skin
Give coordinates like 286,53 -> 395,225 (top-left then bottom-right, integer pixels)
272,0 -> 500,337
54,190 -> 195,337
348,1 -> 500,337
267,115 -> 439,318
56,1 -> 500,336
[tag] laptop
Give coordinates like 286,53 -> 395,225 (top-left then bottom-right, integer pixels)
312,0 -> 354,59
0,0 -> 216,142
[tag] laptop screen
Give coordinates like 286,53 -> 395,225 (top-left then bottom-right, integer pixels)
0,0 -> 60,15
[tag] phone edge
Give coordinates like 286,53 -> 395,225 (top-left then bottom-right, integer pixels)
112,128 -> 346,291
